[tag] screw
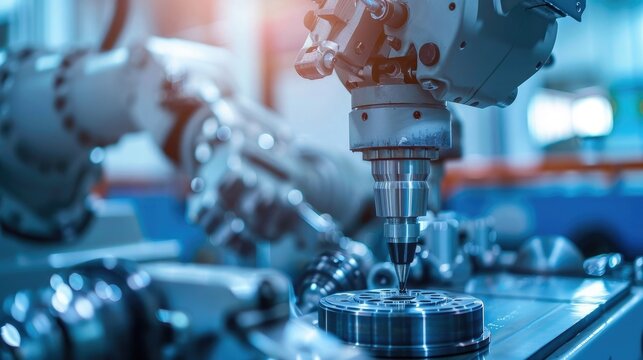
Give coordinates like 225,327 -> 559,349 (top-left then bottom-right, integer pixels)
413,111 -> 422,120
361,112 -> 368,121
322,52 -> 335,70
419,43 -> 440,67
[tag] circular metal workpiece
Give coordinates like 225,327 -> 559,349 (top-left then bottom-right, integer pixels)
319,289 -> 490,358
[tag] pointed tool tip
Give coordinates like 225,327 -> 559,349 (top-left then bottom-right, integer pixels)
393,263 -> 410,293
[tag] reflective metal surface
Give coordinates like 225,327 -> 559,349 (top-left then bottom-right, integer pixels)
372,158 -> 431,292
455,273 -> 633,359
296,250 -> 368,314
0,259 -> 164,360
465,273 -> 630,305
546,287 -> 643,359
318,289 -> 490,358
513,236 -> 584,275
423,219 -> 472,284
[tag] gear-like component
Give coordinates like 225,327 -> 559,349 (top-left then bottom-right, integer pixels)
318,289 -> 490,358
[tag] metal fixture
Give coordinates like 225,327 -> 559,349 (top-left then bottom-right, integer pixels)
421,219 -> 472,284
318,289 -> 490,358
461,216 -> 501,270
513,236 -> 584,275
0,259 -> 164,360
584,253 -> 624,277
296,242 -> 373,314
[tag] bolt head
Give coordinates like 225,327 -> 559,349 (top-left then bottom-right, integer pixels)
419,43 -> 440,67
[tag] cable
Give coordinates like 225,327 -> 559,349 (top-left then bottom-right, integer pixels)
99,0 -> 129,52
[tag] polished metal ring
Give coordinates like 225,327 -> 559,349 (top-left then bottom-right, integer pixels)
318,289 -> 490,358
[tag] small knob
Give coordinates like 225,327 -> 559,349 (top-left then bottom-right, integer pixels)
419,43 -> 440,67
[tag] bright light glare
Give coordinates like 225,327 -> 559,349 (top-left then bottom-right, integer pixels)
0,323 -> 20,347
528,91 -> 613,145
571,96 -> 613,137
528,91 -> 574,145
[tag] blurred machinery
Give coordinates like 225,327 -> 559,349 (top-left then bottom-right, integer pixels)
0,36 -> 375,358
0,34 -> 375,276
0,259 -> 365,360
0,0 -> 642,359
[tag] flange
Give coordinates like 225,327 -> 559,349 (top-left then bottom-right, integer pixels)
318,289 -> 490,358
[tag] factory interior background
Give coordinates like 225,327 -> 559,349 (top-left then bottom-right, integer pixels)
0,0 -> 642,359
4,0 -> 641,256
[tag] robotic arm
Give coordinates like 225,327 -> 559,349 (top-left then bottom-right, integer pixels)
0,38 -> 231,242
295,0 -> 585,292
0,38 -> 373,279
